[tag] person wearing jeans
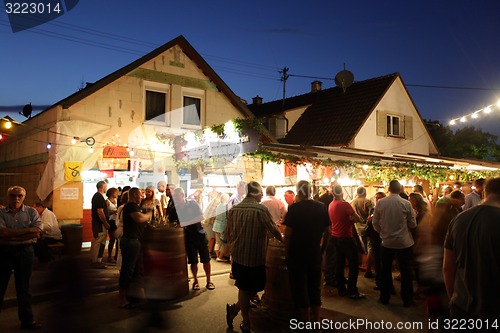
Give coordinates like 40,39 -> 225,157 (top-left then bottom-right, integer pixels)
118,187 -> 152,308
373,180 -> 417,307
0,186 -> 42,330
328,184 -> 365,299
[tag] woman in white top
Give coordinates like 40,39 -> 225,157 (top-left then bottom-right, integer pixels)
140,185 -> 162,224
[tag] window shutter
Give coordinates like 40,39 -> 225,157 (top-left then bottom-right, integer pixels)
376,111 -> 387,136
404,116 -> 413,139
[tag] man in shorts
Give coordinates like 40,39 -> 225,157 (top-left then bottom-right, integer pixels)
225,181 -> 283,333
172,188 -> 214,291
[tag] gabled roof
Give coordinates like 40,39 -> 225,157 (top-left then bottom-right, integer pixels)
35,35 -> 255,120
278,73 -> 399,146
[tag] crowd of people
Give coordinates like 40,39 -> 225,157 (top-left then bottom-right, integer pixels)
0,176 -> 499,331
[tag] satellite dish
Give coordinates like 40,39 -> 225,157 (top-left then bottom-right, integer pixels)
21,103 -> 32,118
335,70 -> 354,93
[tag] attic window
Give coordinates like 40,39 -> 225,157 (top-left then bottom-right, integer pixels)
144,82 -> 171,126
181,87 -> 204,129
183,96 -> 201,126
386,115 -> 401,137
146,90 -> 166,121
377,110 -> 413,139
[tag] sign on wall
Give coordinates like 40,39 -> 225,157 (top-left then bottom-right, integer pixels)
64,161 -> 83,181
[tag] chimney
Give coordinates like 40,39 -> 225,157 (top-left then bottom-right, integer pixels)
311,80 -> 322,93
252,95 -> 263,105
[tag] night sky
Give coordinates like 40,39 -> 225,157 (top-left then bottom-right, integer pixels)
2,0 -> 500,137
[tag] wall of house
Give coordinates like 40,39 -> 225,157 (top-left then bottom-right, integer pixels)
0,42 -> 250,213
63,45 -> 244,144
0,107 -> 58,169
0,163 -> 45,206
352,79 -> 435,155
285,106 -> 310,133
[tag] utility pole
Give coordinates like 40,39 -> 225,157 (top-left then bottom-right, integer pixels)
280,66 -> 289,106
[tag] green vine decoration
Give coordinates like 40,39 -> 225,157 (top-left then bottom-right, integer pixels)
245,148 -> 500,184
161,118 -> 499,182
210,124 -> 225,136
209,117 -> 264,135
164,118 -> 264,170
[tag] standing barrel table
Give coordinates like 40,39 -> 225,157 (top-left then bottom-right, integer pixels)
262,237 -> 298,320
60,224 -> 83,256
143,226 -> 189,300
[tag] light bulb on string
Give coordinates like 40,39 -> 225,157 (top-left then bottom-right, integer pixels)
46,142 -> 52,149
449,100 -> 499,126
89,147 -> 94,153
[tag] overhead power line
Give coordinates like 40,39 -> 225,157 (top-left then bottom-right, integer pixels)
406,84 -> 500,91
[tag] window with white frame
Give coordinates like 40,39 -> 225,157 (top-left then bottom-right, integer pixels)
386,114 -> 401,137
377,110 -> 413,139
144,82 -> 170,125
182,88 -> 204,129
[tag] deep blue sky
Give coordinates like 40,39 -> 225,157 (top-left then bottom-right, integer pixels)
2,1 -> 500,137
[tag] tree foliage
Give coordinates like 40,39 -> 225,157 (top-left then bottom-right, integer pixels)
425,119 -> 500,161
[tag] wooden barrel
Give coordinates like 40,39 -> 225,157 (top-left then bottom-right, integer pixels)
80,209 -> 93,243
143,226 -> 189,300
263,238 -> 298,320
60,224 -> 83,256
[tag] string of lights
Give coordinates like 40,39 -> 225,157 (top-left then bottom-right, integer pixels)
448,100 -> 500,126
0,116 -> 175,163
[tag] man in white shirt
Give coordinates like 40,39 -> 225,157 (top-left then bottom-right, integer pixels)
33,202 -> 62,262
228,181 -> 246,209
373,180 -> 417,307
261,186 -> 286,231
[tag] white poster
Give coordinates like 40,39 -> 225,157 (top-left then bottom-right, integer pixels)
60,187 -> 79,200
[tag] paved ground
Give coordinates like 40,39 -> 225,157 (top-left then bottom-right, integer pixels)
2,252 -> 428,332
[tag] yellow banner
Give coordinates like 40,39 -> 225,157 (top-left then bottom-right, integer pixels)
64,161 -> 83,181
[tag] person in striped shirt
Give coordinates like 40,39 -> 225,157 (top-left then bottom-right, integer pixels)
225,181 -> 283,333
